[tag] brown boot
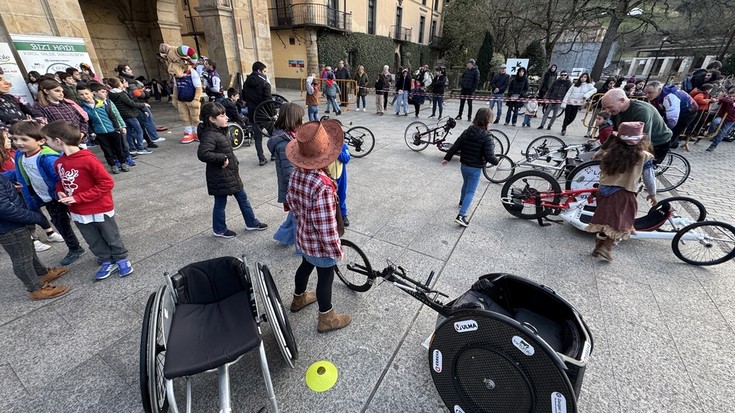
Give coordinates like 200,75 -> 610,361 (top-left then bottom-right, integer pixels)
591,235 -> 605,257
290,291 -> 317,312
317,308 -> 352,333
38,267 -> 69,284
29,283 -> 70,300
597,237 -> 615,262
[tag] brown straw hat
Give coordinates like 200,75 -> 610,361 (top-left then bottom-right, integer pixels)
286,120 -> 344,170
618,121 -> 646,145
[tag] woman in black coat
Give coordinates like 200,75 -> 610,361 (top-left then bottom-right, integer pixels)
197,102 -> 267,238
504,68 -> 529,126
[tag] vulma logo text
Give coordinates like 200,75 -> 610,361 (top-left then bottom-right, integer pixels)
432,349 -> 443,373
454,320 -> 478,333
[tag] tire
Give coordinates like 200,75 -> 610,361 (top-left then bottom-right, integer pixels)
404,121 -> 431,151
227,123 -> 247,150
253,100 -> 283,136
524,135 -> 566,162
345,126 -> 375,158
500,170 -> 561,219
335,239 -> 374,292
655,152 -> 690,192
672,221 -> 735,266
257,264 -> 298,368
139,292 -> 156,413
489,135 -> 504,157
565,160 -> 601,191
272,94 -> 289,104
488,129 -> 511,155
140,287 -> 170,413
653,196 -> 707,233
483,154 -> 516,183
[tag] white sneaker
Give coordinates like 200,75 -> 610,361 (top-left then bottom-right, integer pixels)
46,232 -> 65,243
151,137 -> 166,143
34,240 -> 51,252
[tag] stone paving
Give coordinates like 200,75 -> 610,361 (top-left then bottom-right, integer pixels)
1,90 -> 734,413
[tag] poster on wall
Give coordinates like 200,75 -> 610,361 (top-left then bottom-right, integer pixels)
505,59 -> 530,75
10,34 -> 96,78
0,43 -> 33,103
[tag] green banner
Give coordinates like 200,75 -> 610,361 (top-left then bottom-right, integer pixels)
13,41 -> 87,53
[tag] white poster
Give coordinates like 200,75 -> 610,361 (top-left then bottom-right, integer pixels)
505,59 -> 530,75
0,43 -> 33,103
10,34 -> 96,78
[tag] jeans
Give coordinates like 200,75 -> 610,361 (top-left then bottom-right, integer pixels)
488,93 -> 504,119
74,216 -> 128,264
395,90 -> 408,114
138,107 -> 161,141
308,105 -> 319,121
522,114 -> 532,127
212,189 -> 259,233
356,95 -> 366,109
709,117 -> 735,146
42,200 -> 82,251
459,164 -> 482,217
540,103 -> 562,127
294,256 -> 336,312
325,96 -> 340,113
432,96 -> 444,117
247,110 -> 266,161
0,227 -> 45,292
124,117 -> 145,151
505,106 -> 520,125
273,211 -> 296,246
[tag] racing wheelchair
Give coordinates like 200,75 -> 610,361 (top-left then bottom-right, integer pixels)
224,94 -> 290,150
139,256 -> 297,413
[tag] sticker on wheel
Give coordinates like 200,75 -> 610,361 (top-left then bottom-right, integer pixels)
453,320 -> 478,333
551,391 -> 567,413
432,349 -> 443,373
512,335 -> 535,356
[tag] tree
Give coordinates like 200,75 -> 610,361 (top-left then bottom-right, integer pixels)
521,40 -> 546,76
477,32 -> 494,86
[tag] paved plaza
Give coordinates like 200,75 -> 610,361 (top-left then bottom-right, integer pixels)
1,90 -> 734,413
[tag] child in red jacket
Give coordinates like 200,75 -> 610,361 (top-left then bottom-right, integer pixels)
706,87 -> 735,151
41,121 -> 134,280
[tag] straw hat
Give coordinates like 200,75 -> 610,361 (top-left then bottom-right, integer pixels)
286,120 -> 344,170
618,121 -> 646,145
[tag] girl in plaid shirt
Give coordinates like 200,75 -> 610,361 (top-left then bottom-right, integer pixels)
33,79 -> 88,138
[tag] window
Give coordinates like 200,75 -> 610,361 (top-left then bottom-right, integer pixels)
430,20 -> 437,43
422,0 -> 427,5
434,0 -> 439,11
419,16 -> 426,43
368,0 -> 376,35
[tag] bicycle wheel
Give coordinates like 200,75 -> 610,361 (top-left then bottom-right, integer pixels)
500,170 -> 561,219
253,100 -> 283,136
489,134 -> 504,157
565,160 -> 601,190
524,135 -> 566,161
672,221 -> 735,266
335,239 -> 374,292
404,121 -> 430,151
653,196 -> 707,233
483,154 -> 515,183
655,152 -> 690,192
227,122 -> 246,150
345,126 -> 375,158
489,129 -> 511,155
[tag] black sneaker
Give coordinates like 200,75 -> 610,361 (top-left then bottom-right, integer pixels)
343,216 -> 350,227
147,143 -> 159,149
537,125 -> 544,130
60,248 -> 86,266
259,159 -> 268,166
213,229 -> 236,239
245,223 -> 268,231
455,215 -> 469,227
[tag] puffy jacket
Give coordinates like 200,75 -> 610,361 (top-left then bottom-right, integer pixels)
538,66 -> 557,97
545,78 -> 572,100
0,93 -> 41,129
197,125 -> 243,196
108,90 -> 144,119
490,73 -> 510,93
443,125 -> 499,168
562,83 -> 596,107
243,71 -> 271,109
507,75 -> 529,97
651,85 -> 697,128
433,74 -> 447,95
460,66 -> 480,91
690,88 -> 712,111
81,99 -> 124,134
0,173 -> 45,235
266,129 -> 294,203
8,146 -> 61,211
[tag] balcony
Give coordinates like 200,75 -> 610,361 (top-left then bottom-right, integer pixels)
429,35 -> 442,48
390,26 -> 412,42
269,4 -> 352,32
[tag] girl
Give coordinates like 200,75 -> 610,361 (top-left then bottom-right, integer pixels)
394,66 -> 412,116
521,94 -> 538,127
587,121 -> 657,261
441,108 -> 499,227
197,102 -> 267,238
305,75 -> 320,121
354,65 -> 369,111
504,67 -> 528,126
560,72 -> 596,136
267,102 -> 304,245
27,71 -> 41,101
33,79 -> 88,138
323,73 -> 341,115
80,63 -> 102,84
106,77 -> 151,155
430,66 -> 447,119
410,80 -> 426,117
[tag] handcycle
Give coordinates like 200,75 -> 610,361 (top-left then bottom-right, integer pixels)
499,170 -> 735,266
404,117 -> 511,156
334,239 -> 594,413
319,116 -> 375,158
224,94 -> 290,149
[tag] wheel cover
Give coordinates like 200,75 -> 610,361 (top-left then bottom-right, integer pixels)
256,263 -> 298,367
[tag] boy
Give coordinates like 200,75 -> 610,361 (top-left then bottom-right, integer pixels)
77,84 -> 130,174
706,87 -> 735,151
220,88 -> 244,123
594,111 -> 614,145
0,173 -> 70,300
305,74 -> 320,121
8,120 -> 86,266
42,121 -> 134,280
91,83 -> 137,167
521,95 -> 538,127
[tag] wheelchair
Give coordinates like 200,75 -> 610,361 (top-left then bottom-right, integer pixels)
139,256 -> 297,413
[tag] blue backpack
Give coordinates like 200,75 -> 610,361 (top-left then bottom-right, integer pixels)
176,74 -> 196,102
682,76 -> 693,93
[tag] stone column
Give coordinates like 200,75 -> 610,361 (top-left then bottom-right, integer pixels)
305,28 -> 319,76
232,0 -> 275,87
196,0 -> 239,88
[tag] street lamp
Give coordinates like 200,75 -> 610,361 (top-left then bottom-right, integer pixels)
644,33 -> 672,86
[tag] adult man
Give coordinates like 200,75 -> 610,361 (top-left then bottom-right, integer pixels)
488,64 -> 510,123
243,61 -> 271,165
537,70 -> 572,130
456,59 -> 480,121
334,60 -> 351,107
644,81 -> 696,148
601,88 -> 672,163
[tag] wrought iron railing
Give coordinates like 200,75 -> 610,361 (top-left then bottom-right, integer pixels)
269,4 -> 352,32
390,26 -> 412,42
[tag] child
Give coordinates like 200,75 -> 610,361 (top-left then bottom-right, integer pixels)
374,72 -> 387,115
8,120 -> 86,266
106,77 -> 152,155
594,111 -> 614,145
327,140 -> 351,226
220,88 -> 244,124
305,75 -> 320,121
705,87 -> 735,151
521,95 -> 538,127
41,121 -> 134,279
323,73 -> 341,115
91,83 -> 136,167
0,173 -> 70,300
33,79 -> 88,138
197,102 -> 267,238
77,84 -> 130,174
587,121 -> 657,261
410,82 -> 426,118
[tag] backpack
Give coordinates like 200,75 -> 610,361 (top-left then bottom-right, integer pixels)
682,75 -> 693,93
176,74 -> 196,102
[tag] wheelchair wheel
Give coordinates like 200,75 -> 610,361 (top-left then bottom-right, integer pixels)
655,152 -> 690,192
489,129 -> 511,155
335,239 -> 374,292
271,94 -> 289,104
483,154 -> 515,183
227,122 -> 248,150
672,221 -> 735,266
345,126 -> 375,158
256,264 -> 298,368
253,100 -> 283,136
653,196 -> 707,233
525,135 -> 566,161
140,286 -> 172,413
489,135 -> 504,158
501,171 -> 561,219
404,121 -> 430,151
565,160 -> 600,191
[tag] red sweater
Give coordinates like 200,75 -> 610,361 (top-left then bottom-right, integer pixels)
54,149 -> 115,215
718,96 -> 735,122
1,149 -> 15,173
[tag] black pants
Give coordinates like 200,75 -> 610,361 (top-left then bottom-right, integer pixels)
96,132 -> 127,166
294,257 -> 334,312
562,105 -> 581,130
42,200 -> 82,252
247,110 -> 266,161
413,102 -> 421,116
383,92 -> 388,110
653,142 -> 670,164
670,110 -> 696,147
74,216 -> 127,264
457,88 -> 474,118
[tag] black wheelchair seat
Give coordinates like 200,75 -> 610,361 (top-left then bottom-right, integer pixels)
634,200 -> 672,231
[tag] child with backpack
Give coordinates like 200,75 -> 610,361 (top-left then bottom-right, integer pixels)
77,84 -> 130,174
323,73 -> 341,115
